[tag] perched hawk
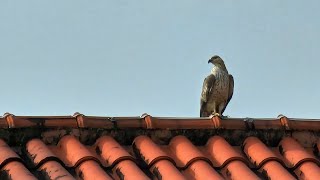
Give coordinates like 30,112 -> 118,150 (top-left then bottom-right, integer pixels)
200,55 -> 234,117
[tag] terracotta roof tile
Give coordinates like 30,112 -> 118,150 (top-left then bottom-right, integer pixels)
279,137 -> 320,179
168,136 -> 224,179
95,136 -> 134,167
169,135 -> 210,167
0,140 -> 37,180
38,161 -> 74,180
56,135 -> 101,167
2,161 -> 37,180
133,135 -> 175,166
206,136 -> 248,167
77,160 -> 112,180
0,139 -> 21,165
243,137 -> 295,179
94,136 -> 149,179
205,136 -> 259,179
26,139 -> 58,166
281,138 -> 319,167
182,160 -> 224,180
112,160 -> 150,180
1,113 -> 320,179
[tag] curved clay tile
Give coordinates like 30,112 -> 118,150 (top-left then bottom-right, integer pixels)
26,139 -> 58,166
279,137 -> 319,167
150,160 -> 186,180
0,139 -> 36,180
183,161 -> 224,180
133,135 -> 173,166
57,135 -> 113,179
95,136 -> 149,180
133,135 -> 185,180
294,162 -> 320,180
169,135 -> 209,167
243,137 -> 295,180
261,161 -> 296,180
57,135 -> 99,167
2,162 -> 37,180
0,139 -> 21,166
95,136 -> 135,166
206,136 -> 247,167
113,160 -> 151,180
279,137 -> 320,179
169,135 -> 223,179
206,136 -> 259,180
76,160 -> 113,180
243,137 -> 280,167
221,161 -> 260,180
26,139 -> 74,179
39,161 -> 74,180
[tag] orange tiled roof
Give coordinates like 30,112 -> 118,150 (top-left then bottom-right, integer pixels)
1,113 -> 320,179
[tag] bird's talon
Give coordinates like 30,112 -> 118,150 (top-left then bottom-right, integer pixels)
213,113 -> 221,117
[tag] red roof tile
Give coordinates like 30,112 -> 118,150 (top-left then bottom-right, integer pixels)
95,136 -> 149,179
1,113 -> 320,179
2,161 -> 37,180
243,137 -> 295,179
38,161 -> 74,180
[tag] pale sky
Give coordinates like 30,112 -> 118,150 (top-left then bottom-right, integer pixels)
0,1 -> 319,118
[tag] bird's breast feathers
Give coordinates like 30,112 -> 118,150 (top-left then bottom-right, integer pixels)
211,67 -> 229,89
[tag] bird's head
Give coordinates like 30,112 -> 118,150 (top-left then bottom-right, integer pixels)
208,55 -> 225,66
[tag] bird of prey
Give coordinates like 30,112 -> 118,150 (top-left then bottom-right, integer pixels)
200,55 -> 234,117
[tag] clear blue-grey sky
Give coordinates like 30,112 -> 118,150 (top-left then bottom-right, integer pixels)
1,1 -> 319,118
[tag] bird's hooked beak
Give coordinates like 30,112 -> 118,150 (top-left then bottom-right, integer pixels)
208,59 -> 213,64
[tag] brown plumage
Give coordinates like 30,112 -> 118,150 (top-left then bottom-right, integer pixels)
200,55 -> 234,117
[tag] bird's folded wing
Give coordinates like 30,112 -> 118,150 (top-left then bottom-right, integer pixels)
221,74 -> 234,114
200,74 -> 216,116
228,75 -> 234,102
